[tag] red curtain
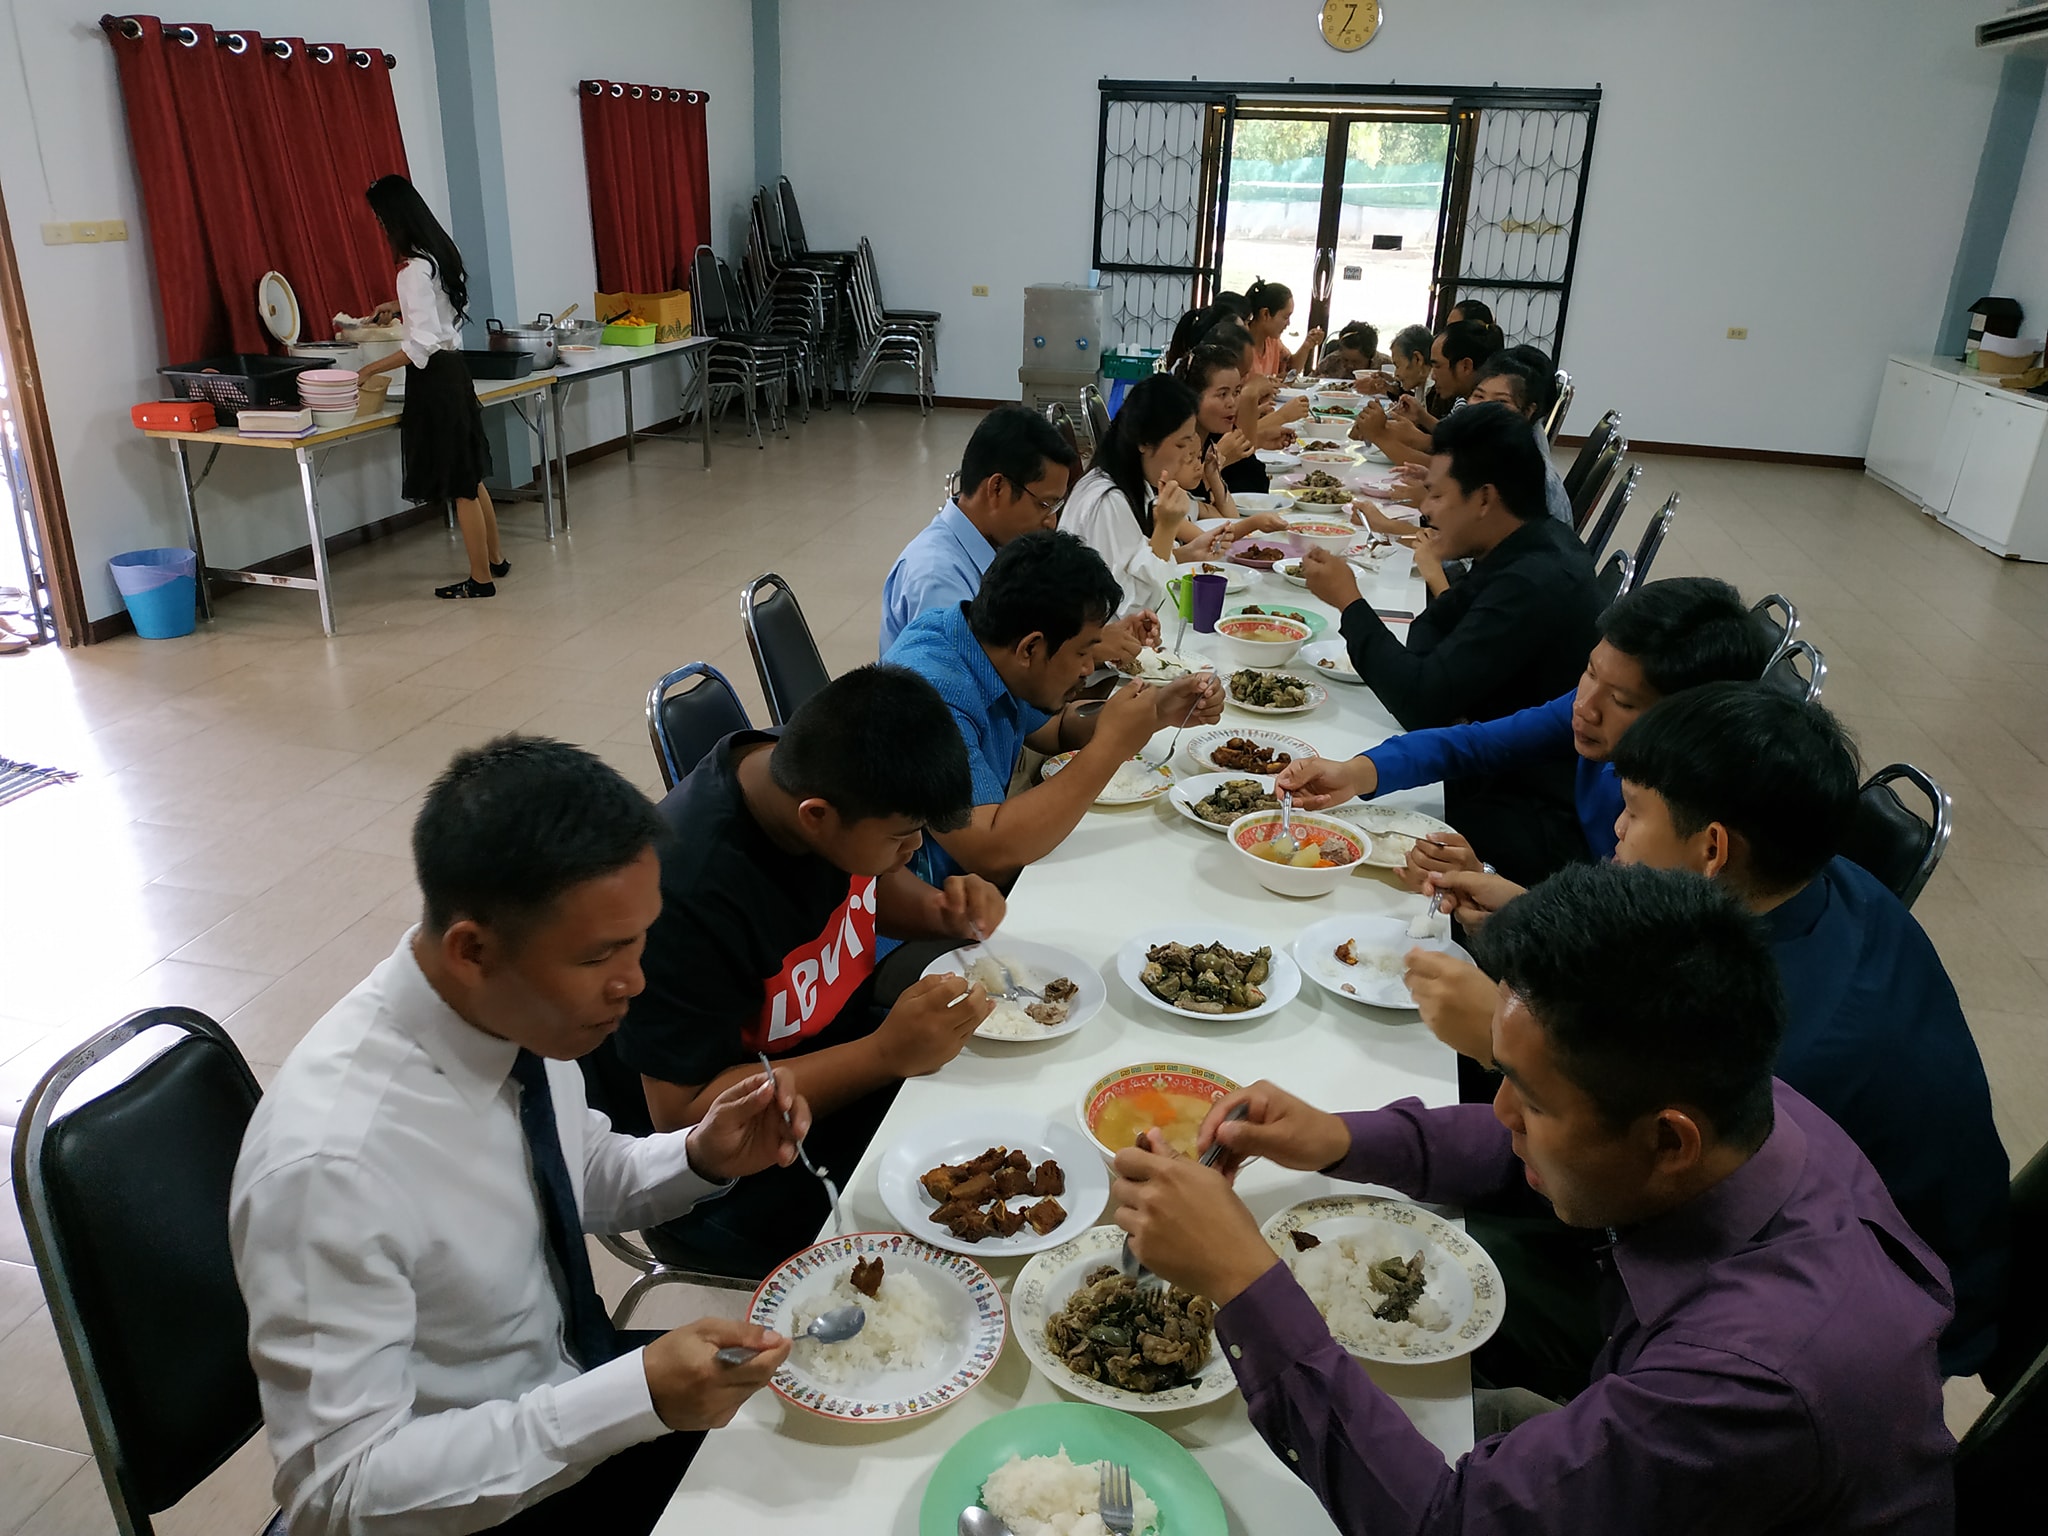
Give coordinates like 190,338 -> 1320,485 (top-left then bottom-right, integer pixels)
102,17 -> 410,364
579,81 -> 710,295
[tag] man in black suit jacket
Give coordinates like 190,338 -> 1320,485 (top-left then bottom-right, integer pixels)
1303,402 -> 1602,884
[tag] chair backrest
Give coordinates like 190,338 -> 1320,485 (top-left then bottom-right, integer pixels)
1581,461 -> 1641,561
1843,764 -> 1952,910
742,573 -> 832,726
1043,402 -> 1087,472
1080,384 -> 1113,453
1762,638 -> 1826,705
646,662 -> 751,790
689,245 -> 737,336
777,175 -> 812,253
13,1009 -> 265,1533
1570,442 -> 1625,533
1562,409 -> 1622,499
1751,593 -> 1800,667
1958,1138 -> 2048,1525
1594,548 -> 1634,613
576,1033 -> 657,1139
1544,371 -> 1575,442
1628,493 -> 1678,590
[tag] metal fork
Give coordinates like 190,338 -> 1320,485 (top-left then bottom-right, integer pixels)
1099,1462 -> 1135,1536
959,930 -> 1042,1003
757,1051 -> 844,1236
1118,1105 -> 1249,1292
1141,691 -> 1207,771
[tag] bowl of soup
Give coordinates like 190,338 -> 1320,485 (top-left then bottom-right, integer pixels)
1228,809 -> 1370,897
1207,613 -> 1313,669
1286,518 -> 1361,556
1078,1061 -> 1244,1161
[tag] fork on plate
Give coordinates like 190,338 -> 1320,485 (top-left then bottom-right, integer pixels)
1099,1461 -> 1136,1536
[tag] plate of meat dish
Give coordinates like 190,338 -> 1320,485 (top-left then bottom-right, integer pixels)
1224,535 -> 1301,570
1178,727 -> 1320,775
1224,668 -> 1328,716
878,1107 -> 1109,1258
1112,924 -> 1302,1022
1011,1225 -> 1238,1413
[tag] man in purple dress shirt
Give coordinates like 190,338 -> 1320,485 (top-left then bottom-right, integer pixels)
1113,863 -> 1956,1535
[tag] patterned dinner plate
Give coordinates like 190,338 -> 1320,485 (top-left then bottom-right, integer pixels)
749,1232 -> 1006,1423
1040,751 -> 1175,805
1011,1224 -> 1240,1414
1259,1195 -> 1505,1364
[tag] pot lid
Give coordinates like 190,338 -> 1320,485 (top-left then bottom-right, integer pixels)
258,271 -> 302,345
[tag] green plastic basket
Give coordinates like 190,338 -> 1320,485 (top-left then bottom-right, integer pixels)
1099,348 -> 1161,381
601,322 -> 657,347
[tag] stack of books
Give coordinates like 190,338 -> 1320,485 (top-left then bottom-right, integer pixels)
236,408 -> 316,439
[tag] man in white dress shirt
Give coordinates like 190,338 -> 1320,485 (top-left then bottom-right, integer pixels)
232,737 -> 812,1535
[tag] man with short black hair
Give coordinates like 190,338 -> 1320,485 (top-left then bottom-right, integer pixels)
1302,404 -> 1601,882
1468,355 -> 1571,525
233,737 -> 813,1536
1355,320 -> 1507,464
878,405 -> 1082,654
885,530 -> 1222,885
620,666 -> 1003,1278
1108,861 -> 1957,1535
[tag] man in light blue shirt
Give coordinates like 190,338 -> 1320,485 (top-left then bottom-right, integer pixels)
878,406 -> 1080,654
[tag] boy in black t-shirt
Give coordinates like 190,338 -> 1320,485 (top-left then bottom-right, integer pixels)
617,665 -> 1003,1277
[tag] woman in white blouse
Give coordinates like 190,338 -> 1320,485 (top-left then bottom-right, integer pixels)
1063,374 -> 1285,614
358,176 -> 505,599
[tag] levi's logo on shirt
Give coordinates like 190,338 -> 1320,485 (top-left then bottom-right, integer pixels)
750,876 -> 880,1053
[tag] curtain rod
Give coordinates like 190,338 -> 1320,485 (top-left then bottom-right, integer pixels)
579,79 -> 708,104
98,16 -> 396,68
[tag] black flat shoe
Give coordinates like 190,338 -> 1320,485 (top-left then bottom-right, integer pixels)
489,558 -> 510,578
435,578 -> 497,599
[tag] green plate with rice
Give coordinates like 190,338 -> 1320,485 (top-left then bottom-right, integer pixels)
920,1401 -> 1227,1536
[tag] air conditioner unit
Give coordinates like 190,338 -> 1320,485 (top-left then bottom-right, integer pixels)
1979,2 -> 2048,52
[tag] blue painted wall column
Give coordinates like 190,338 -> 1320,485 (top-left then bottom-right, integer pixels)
1938,51 -> 2047,358
753,0 -> 781,189
427,0 -> 525,485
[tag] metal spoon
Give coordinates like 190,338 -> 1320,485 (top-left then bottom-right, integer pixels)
1118,1105 -> 1251,1292
714,1304 -> 865,1366
756,1051 -> 845,1237
958,1509 -> 1017,1536
1270,790 -> 1298,859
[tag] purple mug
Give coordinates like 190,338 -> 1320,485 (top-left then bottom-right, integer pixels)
1190,572 -> 1228,633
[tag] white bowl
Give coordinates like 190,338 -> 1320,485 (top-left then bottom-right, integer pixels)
1204,613 -> 1311,669
309,408 -> 355,428
1227,809 -> 1370,898
1285,517 -> 1361,556
558,344 -> 600,367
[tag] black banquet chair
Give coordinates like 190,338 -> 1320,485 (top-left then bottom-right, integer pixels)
13,1008 -> 282,1536
1544,370 -> 1575,442
1561,408 -> 1623,504
1842,763 -> 1953,910
1752,593 -> 1800,667
1762,638 -> 1826,706
1569,443 -> 1626,536
1580,461 -> 1642,562
1080,384 -> 1113,456
646,662 -> 752,790
742,572 -> 832,726
1957,1138 -> 2048,1530
1628,493 -> 1679,591
1594,549 -> 1634,614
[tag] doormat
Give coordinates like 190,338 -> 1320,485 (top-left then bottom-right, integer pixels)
0,758 -> 78,810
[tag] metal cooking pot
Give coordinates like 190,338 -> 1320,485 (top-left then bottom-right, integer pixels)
486,317 -> 557,371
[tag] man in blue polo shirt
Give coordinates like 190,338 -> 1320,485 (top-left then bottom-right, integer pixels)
885,530 -> 1221,887
877,406 -> 1080,654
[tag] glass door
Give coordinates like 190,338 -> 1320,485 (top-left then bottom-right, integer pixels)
1221,108 -> 1452,369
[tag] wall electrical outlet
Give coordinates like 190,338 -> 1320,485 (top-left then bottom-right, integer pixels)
71,222 -> 103,243
971,284 -> 990,297
1726,326 -> 1749,340
103,220 -> 129,241
40,222 -> 72,245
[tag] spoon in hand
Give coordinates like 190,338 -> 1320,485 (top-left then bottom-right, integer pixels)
714,1305 -> 864,1366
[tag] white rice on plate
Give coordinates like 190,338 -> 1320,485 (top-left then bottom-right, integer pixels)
792,1266 -> 948,1385
1289,1229 -> 1452,1350
963,953 -> 1073,1038
1102,759 -> 1171,799
981,1449 -> 1159,1536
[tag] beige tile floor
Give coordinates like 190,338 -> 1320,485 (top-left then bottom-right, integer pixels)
2,405 -> 2045,1530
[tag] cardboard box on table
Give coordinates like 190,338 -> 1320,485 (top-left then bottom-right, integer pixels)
594,290 -> 692,341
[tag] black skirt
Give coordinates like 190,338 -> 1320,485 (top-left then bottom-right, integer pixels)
400,349 -> 492,503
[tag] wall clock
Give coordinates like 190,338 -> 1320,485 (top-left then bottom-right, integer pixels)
1320,0 -> 1382,51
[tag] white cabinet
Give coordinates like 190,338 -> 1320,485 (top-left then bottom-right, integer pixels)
1865,355 -> 2048,561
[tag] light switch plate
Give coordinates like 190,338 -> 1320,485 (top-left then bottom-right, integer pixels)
1725,326 -> 1748,340
971,285 -> 990,297
40,222 -> 72,245
70,222 -> 102,243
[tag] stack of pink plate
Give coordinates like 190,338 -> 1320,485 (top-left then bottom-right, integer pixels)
297,368 -> 360,427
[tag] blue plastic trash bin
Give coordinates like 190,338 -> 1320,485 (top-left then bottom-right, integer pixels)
109,548 -> 199,639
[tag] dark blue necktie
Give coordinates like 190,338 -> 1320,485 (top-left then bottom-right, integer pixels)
510,1048 -> 619,1370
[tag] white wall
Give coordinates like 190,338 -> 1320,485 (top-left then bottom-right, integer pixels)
488,0 -> 754,466
777,0 -> 2003,457
1993,87 -> 2048,335
0,0 -> 448,623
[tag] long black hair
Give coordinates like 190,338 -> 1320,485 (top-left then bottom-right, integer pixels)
366,174 -> 469,321
1088,373 -> 1198,536
1171,343 -> 1242,404
1244,278 -> 1292,324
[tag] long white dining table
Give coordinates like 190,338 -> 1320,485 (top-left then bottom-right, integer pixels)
656,512 -> 1470,1536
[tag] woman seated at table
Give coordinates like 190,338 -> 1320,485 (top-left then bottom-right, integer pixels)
1063,375 -> 1280,614
1244,278 -> 1323,379
1162,292 -> 1249,373
1316,321 -> 1382,378
1172,341 -> 1274,499
1207,318 -> 1309,451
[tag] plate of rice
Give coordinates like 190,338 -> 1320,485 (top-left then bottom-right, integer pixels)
1290,912 -> 1465,1011
749,1232 -> 1006,1422
1324,801 -> 1458,868
1039,751 -> 1175,805
1261,1195 -> 1505,1363
1011,1225 -> 1239,1414
918,1401 -> 1227,1536
920,938 -> 1107,1043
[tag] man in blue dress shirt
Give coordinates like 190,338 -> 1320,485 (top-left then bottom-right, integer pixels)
877,406 -> 1079,654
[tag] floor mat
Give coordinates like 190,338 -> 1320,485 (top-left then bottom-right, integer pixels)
0,757 -> 78,809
